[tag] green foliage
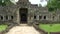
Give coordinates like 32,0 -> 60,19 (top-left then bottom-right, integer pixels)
47,0 -> 60,12
0,0 -> 14,6
0,25 -> 7,32
39,24 -> 60,32
48,7 -> 54,12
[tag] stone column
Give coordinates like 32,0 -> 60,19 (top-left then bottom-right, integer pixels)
36,15 -> 39,20
42,15 -> 44,20
50,14 -> 53,21
2,16 -> 5,21
58,15 -> 59,21
9,16 -> 11,20
8,16 -> 10,20
16,9 -> 20,25
27,9 -> 31,25
46,16 -> 47,20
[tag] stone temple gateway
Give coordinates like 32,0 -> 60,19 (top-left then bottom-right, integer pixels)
19,8 -> 28,23
0,0 -> 60,25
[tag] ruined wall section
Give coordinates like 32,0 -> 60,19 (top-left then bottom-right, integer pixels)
30,5 -> 60,23
0,5 -> 18,24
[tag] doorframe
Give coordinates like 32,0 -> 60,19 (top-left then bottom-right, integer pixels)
19,8 -> 28,24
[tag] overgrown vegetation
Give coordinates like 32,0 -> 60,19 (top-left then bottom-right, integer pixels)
47,0 -> 60,12
0,0 -> 14,6
0,25 -> 8,32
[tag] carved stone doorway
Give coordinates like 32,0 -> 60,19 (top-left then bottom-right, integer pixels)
19,8 -> 28,24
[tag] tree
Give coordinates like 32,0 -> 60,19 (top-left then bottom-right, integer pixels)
0,0 -> 14,6
47,0 -> 60,12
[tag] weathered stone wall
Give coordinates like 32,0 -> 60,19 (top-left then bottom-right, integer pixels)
0,0 -> 60,25
0,5 -> 18,25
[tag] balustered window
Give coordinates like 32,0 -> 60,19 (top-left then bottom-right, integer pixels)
39,16 -> 42,19
11,16 -> 13,20
34,15 -> 36,19
44,16 -> 46,19
5,16 -> 8,20
1,16 -> 3,20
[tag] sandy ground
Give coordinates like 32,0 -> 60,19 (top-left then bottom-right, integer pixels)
6,25 -> 41,34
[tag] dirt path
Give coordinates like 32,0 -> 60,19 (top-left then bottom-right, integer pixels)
6,24 -> 41,34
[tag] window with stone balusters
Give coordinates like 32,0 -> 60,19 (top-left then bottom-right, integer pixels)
11,16 -> 13,20
0,16 -> 3,20
44,16 -> 46,19
5,16 -> 8,20
39,16 -> 42,19
34,15 -> 36,19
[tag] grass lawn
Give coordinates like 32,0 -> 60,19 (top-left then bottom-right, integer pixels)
0,25 -> 8,32
39,24 -> 60,34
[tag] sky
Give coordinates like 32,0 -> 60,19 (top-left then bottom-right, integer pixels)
10,0 -> 47,7
29,0 -> 47,7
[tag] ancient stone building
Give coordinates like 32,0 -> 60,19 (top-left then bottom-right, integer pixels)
0,0 -> 60,25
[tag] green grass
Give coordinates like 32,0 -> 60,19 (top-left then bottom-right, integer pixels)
0,25 -> 7,32
39,24 -> 60,32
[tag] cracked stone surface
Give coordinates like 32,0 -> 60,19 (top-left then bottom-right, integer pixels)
6,25 -> 41,34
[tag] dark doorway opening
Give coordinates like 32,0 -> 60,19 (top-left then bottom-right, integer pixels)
44,16 -> 46,19
19,8 -> 28,24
